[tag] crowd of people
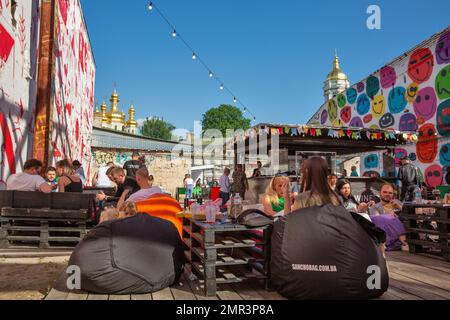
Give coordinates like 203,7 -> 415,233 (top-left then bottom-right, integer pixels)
5,152 -> 164,221
259,156 -> 409,253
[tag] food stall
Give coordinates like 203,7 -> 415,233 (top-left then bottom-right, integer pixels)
230,123 -> 414,204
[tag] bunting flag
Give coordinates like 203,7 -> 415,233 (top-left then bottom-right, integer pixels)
291,128 -> 298,136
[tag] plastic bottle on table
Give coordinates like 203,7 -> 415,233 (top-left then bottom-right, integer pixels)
414,186 -> 423,204
232,193 -> 243,219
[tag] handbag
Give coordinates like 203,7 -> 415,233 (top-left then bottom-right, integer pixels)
237,209 -> 274,228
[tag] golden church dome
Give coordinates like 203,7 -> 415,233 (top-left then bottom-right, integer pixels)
326,52 -> 349,81
106,90 -> 126,124
127,105 -> 138,127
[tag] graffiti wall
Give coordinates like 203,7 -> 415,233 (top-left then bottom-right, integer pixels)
92,149 -> 191,196
309,27 -> 450,186
0,0 -> 40,189
50,0 -> 95,184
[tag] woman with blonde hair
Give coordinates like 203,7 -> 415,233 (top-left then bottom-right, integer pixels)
99,202 -> 138,224
56,160 -> 83,193
262,175 -> 292,216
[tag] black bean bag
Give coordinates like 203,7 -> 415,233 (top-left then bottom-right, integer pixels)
271,204 -> 389,300
69,213 -> 185,294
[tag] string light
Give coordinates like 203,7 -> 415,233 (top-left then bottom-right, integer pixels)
146,1 -> 257,122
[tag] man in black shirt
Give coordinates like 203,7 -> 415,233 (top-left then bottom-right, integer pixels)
398,158 -> 420,202
123,152 -> 146,178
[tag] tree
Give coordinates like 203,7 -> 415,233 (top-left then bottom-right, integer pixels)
141,118 -> 176,140
202,105 -> 251,136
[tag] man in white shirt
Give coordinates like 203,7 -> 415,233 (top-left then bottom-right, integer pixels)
118,167 -> 162,207
219,168 -> 231,210
92,162 -> 115,188
7,159 -> 53,193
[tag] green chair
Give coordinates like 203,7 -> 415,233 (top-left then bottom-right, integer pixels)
437,186 -> 450,199
176,187 -> 186,202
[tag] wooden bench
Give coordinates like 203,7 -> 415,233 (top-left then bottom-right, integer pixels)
0,191 -> 95,249
402,203 -> 450,262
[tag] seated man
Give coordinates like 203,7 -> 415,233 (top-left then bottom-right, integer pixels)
118,168 -> 161,207
109,167 -> 140,208
96,167 -> 138,206
370,183 -> 408,251
6,159 -> 53,193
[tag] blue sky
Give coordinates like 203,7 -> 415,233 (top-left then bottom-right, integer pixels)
81,0 -> 450,133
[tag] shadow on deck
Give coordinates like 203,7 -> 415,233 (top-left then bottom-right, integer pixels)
44,251 -> 449,300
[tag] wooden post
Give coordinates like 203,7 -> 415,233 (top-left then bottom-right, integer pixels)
40,221 -> 50,249
0,219 -> 10,248
33,0 -> 56,167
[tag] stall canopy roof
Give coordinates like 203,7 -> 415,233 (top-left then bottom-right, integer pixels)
236,123 -> 414,156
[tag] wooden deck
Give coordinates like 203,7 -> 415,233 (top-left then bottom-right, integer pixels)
45,252 -> 449,300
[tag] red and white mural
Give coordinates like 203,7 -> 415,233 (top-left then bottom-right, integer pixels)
50,0 -> 95,183
0,0 -> 40,190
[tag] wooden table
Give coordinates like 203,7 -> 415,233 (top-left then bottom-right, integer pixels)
181,217 -> 272,297
402,203 -> 450,262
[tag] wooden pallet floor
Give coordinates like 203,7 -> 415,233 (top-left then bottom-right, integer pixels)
45,252 -> 449,300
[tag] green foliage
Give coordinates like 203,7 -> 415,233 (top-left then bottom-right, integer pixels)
202,105 -> 251,136
141,118 -> 176,140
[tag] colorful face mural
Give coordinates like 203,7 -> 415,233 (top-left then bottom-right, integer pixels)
364,154 -> 379,169
372,95 -> 386,118
394,149 -> 408,167
399,113 -> 418,132
436,30 -> 450,65
425,164 -> 443,187
328,100 -> 338,122
413,87 -> 437,123
363,171 -> 381,178
337,93 -> 346,108
349,117 -> 364,128
357,94 -> 371,116
408,48 -> 434,84
346,88 -> 357,104
321,110 -> 328,125
417,124 -> 438,163
435,65 -> 450,100
440,143 -> 450,166
436,99 -> 450,137
363,114 -> 373,124
406,83 -> 419,104
409,153 -> 417,161
357,82 -> 365,93
388,87 -> 407,114
366,76 -> 380,99
379,113 -> 395,129
380,66 -> 396,89
340,106 -> 352,124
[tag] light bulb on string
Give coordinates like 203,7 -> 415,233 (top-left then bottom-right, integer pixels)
148,1 -> 153,11
243,107 -> 247,113
192,53 -> 197,60
220,84 -> 224,90
233,97 -> 237,103
172,30 -> 177,37
209,71 -> 213,78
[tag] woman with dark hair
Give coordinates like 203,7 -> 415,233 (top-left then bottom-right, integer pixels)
336,179 -> 374,219
56,160 -> 83,193
284,157 -> 341,213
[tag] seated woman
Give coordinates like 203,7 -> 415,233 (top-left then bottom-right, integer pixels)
335,179 -> 374,220
56,160 -> 83,193
370,183 -> 408,252
284,157 -> 341,213
262,175 -> 293,216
